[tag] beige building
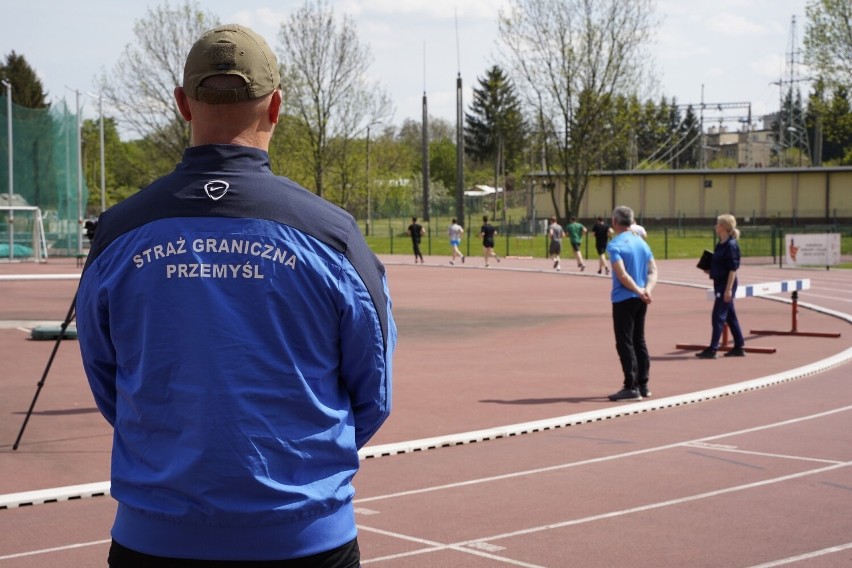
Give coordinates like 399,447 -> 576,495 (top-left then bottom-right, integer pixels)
529,167 -> 852,224
704,126 -> 774,168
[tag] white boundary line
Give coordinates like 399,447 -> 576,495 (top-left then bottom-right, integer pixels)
354,404 -> 852,504
0,540 -> 110,561
1,274 -> 849,510
0,274 -> 80,281
359,461 -> 852,565
745,542 -> 852,567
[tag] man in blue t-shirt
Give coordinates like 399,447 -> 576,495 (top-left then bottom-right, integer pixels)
606,205 -> 658,401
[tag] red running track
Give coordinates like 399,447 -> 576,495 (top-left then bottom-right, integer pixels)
1,255 -> 850,567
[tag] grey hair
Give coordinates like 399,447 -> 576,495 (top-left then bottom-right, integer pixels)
612,206 -> 634,227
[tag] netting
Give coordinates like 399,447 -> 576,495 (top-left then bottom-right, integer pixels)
0,95 -> 88,259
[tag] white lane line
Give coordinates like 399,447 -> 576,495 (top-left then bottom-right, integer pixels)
802,291 -> 852,304
0,539 -> 110,561
358,525 -> 546,567
682,443 -> 845,465
0,274 -> 80,281
456,461 -> 851,549
359,462 -> 851,564
355,404 -> 852,504
746,541 -> 852,567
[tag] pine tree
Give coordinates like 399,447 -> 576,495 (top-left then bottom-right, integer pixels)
464,65 -> 526,172
0,51 -> 49,109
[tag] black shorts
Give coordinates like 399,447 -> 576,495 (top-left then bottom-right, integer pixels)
549,241 -> 562,255
108,538 -> 360,567
483,239 -> 495,248
570,242 -> 581,252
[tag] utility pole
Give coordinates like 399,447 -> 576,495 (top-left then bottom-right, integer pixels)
775,15 -> 811,167
87,92 -> 106,213
454,11 -> 465,227
2,79 -> 13,259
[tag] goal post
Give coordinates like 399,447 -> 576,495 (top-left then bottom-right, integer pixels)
0,206 -> 48,262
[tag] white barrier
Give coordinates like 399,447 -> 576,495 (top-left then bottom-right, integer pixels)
704,279 -> 810,301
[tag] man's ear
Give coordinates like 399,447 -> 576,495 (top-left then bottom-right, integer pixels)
174,86 -> 192,122
268,89 -> 282,125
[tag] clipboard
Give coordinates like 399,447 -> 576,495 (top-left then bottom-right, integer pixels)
696,249 -> 713,270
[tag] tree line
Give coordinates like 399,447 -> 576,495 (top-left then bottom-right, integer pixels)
1,0 -> 850,224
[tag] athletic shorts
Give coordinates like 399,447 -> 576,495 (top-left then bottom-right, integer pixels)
549,241 -> 562,255
483,239 -> 494,249
450,238 -> 461,247
570,242 -> 581,252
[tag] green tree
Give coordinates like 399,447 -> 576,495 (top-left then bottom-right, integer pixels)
277,0 -> 391,200
0,51 -> 49,108
1,52 -> 53,209
804,0 -> 852,91
772,88 -> 810,165
429,137 -> 458,194
677,105 -> 701,169
807,81 -> 852,165
464,65 -> 526,176
499,0 -> 656,220
98,0 -> 219,164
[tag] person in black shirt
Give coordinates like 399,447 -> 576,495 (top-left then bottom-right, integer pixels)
591,216 -> 612,275
479,215 -> 500,267
407,217 -> 425,263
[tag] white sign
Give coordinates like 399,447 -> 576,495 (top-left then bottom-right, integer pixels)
785,233 -> 841,267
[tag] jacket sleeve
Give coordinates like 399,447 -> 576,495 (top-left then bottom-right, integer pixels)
75,262 -> 118,426
337,261 -> 395,450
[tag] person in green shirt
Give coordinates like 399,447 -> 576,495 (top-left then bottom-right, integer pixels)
566,216 -> 588,271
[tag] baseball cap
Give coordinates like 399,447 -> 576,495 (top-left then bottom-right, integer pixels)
183,24 -> 281,104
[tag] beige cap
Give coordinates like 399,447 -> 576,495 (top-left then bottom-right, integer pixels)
182,24 -> 280,104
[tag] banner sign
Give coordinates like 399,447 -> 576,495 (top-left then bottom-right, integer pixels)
785,233 -> 841,267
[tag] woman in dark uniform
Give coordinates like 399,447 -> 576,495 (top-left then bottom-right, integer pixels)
696,214 -> 746,359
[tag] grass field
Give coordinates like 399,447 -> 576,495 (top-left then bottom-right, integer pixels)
362,215 -> 852,268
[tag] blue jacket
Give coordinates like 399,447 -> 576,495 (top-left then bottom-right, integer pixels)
76,145 -> 395,561
606,231 -> 654,303
710,238 -> 741,293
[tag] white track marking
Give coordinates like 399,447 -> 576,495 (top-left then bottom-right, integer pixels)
0,540 -> 110,561
358,461 -> 851,564
355,404 -> 852,504
745,542 -> 852,567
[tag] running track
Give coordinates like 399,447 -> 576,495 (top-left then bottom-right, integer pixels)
1,255 -> 850,567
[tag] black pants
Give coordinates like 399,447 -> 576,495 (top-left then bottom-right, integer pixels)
612,297 -> 649,390
108,537 -> 360,568
411,239 -> 423,260
710,286 -> 745,350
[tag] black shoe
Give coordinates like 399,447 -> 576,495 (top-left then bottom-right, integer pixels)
639,386 -> 652,398
695,348 -> 717,359
608,388 -> 642,401
723,347 -> 746,357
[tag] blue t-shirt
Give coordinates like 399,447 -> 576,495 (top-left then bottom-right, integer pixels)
606,231 -> 654,303
710,238 -> 740,293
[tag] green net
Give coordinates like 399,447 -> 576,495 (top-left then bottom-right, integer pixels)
0,94 -> 88,259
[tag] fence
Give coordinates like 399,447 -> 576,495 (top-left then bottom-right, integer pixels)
364,216 -> 852,265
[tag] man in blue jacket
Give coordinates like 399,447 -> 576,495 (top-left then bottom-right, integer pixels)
76,24 -> 395,566
606,205 -> 657,402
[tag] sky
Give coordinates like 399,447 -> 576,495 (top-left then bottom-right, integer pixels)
1,0 -> 811,132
